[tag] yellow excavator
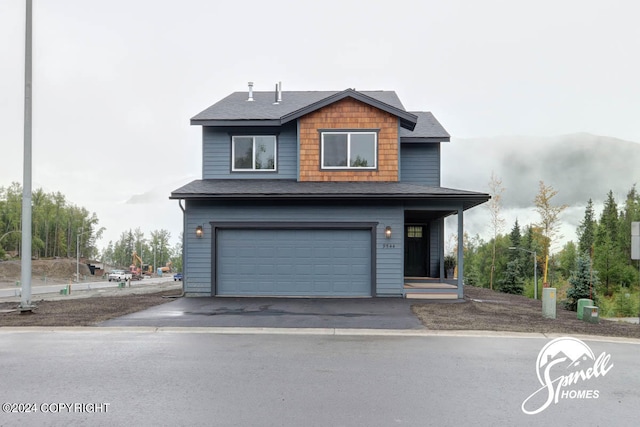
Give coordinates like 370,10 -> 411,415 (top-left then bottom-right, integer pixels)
129,251 -> 152,279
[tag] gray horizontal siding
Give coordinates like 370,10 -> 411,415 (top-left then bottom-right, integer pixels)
400,143 -> 440,185
202,122 -> 297,179
183,200 -> 404,296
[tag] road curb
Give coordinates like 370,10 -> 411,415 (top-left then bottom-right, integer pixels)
1,326 -> 639,344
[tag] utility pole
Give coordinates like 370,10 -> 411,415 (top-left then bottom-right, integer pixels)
19,0 -> 34,312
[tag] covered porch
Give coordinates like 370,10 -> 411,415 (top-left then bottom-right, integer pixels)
402,207 -> 466,300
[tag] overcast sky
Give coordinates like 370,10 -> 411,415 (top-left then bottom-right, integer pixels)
1,0 -> 639,251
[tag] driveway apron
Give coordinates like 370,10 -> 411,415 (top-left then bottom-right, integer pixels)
98,297 -> 426,329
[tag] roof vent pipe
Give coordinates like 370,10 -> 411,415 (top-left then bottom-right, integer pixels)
274,83 -> 279,104
247,82 -> 254,101
277,81 -> 282,102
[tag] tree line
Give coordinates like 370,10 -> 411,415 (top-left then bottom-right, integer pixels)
463,180 -> 640,316
101,228 -> 182,273
0,182 -> 182,273
0,182 -> 102,260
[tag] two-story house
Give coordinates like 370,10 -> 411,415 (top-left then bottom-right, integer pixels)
171,84 -> 489,299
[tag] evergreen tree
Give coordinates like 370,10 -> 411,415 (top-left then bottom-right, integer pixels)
577,199 -> 596,256
564,253 -> 598,311
508,219 -> 522,262
498,259 -> 524,295
593,191 -> 624,295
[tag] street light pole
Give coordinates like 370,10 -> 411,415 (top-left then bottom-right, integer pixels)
19,0 -> 33,312
533,252 -> 537,301
76,228 -> 87,282
76,230 -> 80,282
509,247 -> 538,300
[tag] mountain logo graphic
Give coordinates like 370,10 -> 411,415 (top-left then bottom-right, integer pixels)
522,337 -> 613,415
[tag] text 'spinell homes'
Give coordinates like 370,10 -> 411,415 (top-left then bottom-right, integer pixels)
171,83 -> 489,299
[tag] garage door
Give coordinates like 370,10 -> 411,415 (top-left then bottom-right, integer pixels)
216,229 -> 371,296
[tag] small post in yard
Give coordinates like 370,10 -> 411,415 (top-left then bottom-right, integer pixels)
542,288 -> 556,319
631,222 -> 640,323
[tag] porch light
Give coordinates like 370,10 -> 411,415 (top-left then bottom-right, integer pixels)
195,225 -> 203,238
385,226 -> 392,239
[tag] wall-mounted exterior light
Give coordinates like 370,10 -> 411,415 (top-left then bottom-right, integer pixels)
196,225 -> 203,238
385,226 -> 392,239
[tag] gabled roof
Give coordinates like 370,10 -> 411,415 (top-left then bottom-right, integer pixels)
170,179 -> 490,211
191,89 -> 418,131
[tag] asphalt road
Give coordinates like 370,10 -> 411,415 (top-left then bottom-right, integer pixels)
0,331 -> 638,426
0,276 -> 178,301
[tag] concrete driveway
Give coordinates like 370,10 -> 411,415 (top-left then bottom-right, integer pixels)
98,297 -> 430,329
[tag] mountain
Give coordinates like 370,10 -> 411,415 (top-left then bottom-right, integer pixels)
442,133 -> 640,208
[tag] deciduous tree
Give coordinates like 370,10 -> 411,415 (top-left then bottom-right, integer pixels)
487,172 -> 505,290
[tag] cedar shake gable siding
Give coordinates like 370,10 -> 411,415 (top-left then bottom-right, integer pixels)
299,98 -> 399,182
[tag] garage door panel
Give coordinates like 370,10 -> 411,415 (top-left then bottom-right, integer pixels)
217,228 -> 371,296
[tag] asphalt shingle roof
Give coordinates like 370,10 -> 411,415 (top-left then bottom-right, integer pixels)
191,90 -> 406,121
190,89 -> 449,139
400,112 -> 450,140
170,180 -> 489,210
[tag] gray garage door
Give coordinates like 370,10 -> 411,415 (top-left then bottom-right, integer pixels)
216,229 -> 371,296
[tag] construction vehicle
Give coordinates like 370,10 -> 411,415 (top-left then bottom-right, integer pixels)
160,261 -> 172,273
129,252 -> 152,280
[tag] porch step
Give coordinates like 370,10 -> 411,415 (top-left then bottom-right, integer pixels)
405,292 -> 459,300
404,282 -> 456,289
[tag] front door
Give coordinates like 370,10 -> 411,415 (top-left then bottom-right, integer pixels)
404,225 -> 428,277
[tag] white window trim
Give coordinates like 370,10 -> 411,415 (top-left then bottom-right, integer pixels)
231,135 -> 277,172
321,131 -> 377,170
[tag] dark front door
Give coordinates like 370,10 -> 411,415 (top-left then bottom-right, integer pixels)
404,225 -> 428,277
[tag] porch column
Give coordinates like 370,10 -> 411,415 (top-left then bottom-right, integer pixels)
457,207 -> 464,299
439,217 -> 445,280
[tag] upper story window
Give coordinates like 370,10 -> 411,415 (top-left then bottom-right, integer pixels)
232,136 -> 277,171
321,131 -> 377,169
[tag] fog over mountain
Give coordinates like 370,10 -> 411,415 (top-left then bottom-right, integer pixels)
442,133 -> 640,248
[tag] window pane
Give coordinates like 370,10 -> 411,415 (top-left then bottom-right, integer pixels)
350,133 -> 376,168
233,137 -> 253,169
255,136 -> 275,170
407,226 -> 423,238
323,134 -> 348,167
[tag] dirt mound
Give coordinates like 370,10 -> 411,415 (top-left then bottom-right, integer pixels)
0,259 -> 91,282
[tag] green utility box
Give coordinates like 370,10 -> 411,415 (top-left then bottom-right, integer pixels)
583,305 -> 599,324
577,298 -> 593,320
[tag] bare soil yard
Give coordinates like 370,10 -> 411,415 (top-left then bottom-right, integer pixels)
0,290 -> 179,326
412,286 -> 640,338
0,278 -> 638,336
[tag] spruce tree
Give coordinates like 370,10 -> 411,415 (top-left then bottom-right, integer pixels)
508,219 -> 522,262
577,199 -> 596,256
594,191 -> 624,295
565,253 -> 598,311
498,259 -> 524,295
